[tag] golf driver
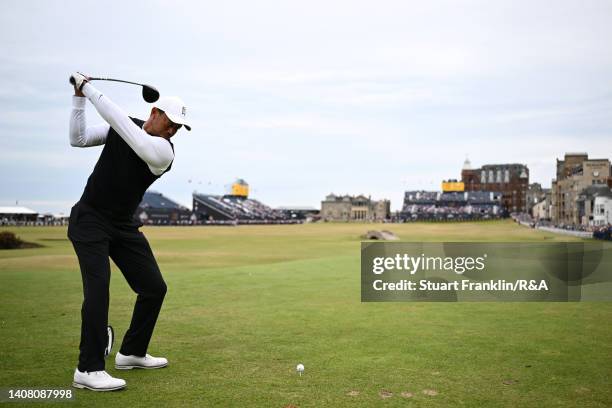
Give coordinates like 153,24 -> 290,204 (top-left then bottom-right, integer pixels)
69,75 -> 160,103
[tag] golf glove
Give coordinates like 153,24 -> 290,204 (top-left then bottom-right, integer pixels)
70,72 -> 88,91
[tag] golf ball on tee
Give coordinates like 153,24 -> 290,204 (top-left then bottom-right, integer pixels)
296,364 -> 304,373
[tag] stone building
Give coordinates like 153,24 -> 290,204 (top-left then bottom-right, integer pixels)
551,153 -> 611,225
526,183 -> 550,212
461,159 -> 529,213
320,194 -> 390,221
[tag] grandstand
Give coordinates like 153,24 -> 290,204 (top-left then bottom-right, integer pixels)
192,193 -> 295,224
0,206 -> 38,225
137,191 -> 193,225
401,191 -> 503,221
192,178 -> 299,224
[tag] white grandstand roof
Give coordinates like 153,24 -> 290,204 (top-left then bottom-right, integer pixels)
0,206 -> 37,214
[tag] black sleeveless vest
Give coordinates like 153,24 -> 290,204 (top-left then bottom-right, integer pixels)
80,118 -> 174,222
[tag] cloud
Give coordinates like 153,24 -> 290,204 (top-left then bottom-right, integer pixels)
0,0 -> 611,212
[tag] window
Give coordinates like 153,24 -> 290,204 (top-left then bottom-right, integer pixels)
481,170 -> 486,183
504,169 -> 510,183
488,170 -> 494,183
496,170 -> 502,183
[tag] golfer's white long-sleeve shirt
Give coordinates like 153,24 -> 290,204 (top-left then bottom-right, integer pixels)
69,83 -> 174,176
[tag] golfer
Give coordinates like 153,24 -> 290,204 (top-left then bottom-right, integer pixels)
67,72 -> 191,391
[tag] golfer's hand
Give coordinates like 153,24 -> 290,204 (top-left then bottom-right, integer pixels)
71,72 -> 89,97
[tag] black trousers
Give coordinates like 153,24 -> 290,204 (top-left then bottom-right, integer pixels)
68,202 -> 167,372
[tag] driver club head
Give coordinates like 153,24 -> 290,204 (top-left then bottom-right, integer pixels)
142,85 -> 160,103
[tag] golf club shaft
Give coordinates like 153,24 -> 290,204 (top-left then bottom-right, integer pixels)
69,76 -> 146,88
89,77 -> 147,87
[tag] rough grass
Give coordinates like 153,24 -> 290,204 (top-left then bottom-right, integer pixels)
0,221 -> 610,407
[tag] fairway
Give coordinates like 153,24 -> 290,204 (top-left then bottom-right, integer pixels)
1,220 -> 611,407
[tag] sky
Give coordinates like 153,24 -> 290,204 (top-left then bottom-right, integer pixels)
1,0 -> 611,214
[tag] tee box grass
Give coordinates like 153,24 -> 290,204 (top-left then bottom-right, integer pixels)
0,220 -> 610,407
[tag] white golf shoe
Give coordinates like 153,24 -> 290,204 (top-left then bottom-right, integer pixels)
115,352 -> 168,370
72,369 -> 126,391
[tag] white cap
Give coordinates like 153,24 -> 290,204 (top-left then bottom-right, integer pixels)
153,96 -> 191,131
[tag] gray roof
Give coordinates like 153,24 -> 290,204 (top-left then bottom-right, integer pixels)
140,191 -> 188,210
577,185 -> 612,200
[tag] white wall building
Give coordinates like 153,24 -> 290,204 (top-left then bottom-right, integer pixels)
532,199 -> 551,221
592,195 -> 612,226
